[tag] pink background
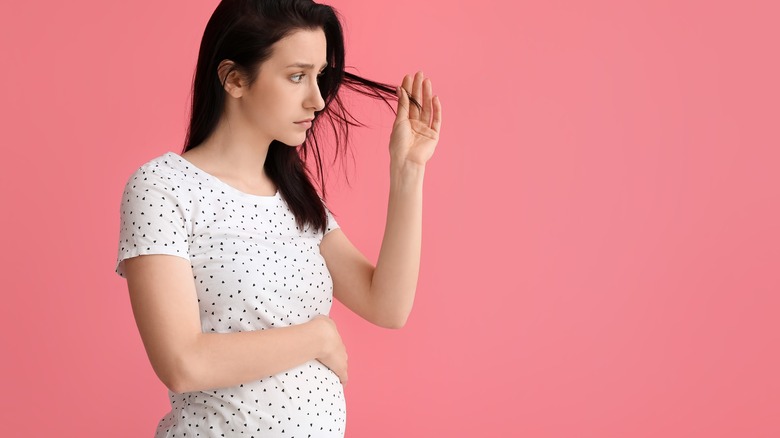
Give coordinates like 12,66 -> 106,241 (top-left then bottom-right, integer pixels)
1,0 -> 779,436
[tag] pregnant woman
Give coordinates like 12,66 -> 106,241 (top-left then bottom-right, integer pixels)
113,0 -> 442,436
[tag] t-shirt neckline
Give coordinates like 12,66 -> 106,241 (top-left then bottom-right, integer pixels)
165,151 -> 281,201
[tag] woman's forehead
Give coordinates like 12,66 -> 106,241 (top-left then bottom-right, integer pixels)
269,29 -> 327,67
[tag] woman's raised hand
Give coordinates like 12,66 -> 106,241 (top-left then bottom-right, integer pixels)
389,71 -> 443,168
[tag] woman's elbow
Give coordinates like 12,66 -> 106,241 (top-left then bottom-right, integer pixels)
384,320 -> 407,330
375,312 -> 409,329
163,372 -> 191,394
155,355 -> 198,394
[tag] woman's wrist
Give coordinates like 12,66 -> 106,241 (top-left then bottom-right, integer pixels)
390,160 -> 425,193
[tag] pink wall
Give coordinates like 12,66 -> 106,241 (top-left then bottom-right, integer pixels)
1,0 -> 779,436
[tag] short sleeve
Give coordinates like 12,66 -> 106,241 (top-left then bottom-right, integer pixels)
324,205 -> 340,236
114,166 -> 190,279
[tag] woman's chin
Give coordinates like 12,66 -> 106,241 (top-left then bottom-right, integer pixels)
277,138 -> 304,147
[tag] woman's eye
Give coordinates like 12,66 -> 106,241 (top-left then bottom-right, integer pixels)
291,70 -> 325,83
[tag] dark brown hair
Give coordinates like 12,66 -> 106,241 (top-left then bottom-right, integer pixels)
182,0 -> 420,233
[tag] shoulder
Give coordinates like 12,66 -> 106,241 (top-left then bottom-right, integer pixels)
123,152 -> 180,185
121,152 -> 192,195
119,152 -> 196,220
318,197 -> 340,235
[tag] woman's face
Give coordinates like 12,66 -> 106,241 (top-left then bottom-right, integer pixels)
241,28 -> 328,147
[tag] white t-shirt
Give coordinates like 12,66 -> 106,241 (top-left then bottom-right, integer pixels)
115,151 -> 346,438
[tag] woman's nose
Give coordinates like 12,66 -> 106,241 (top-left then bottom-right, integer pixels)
306,82 -> 326,112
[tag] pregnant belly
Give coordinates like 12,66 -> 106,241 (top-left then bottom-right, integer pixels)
234,360 -> 345,431
161,359 -> 346,437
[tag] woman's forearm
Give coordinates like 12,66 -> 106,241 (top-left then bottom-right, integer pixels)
370,161 -> 426,328
176,321 -> 325,393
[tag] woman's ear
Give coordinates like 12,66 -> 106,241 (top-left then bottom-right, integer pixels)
217,59 -> 244,98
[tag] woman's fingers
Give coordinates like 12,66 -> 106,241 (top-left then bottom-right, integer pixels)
420,77 -> 433,127
398,72 -> 440,131
409,71 -> 423,120
432,94 -> 442,134
395,74 -> 412,124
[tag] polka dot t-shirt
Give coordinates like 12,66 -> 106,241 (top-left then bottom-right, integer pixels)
115,152 -> 345,438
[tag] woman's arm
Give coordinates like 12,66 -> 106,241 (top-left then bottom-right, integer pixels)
123,254 -> 345,393
369,163 -> 425,326
319,165 -> 423,329
320,71 -> 441,329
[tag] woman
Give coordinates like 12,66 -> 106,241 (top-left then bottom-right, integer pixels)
114,0 -> 441,436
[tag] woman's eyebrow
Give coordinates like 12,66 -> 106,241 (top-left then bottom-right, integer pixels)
286,62 -> 328,70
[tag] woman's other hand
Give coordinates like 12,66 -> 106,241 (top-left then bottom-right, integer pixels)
310,314 -> 349,386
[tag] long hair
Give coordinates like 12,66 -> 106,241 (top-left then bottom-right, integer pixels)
182,0 -> 420,234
